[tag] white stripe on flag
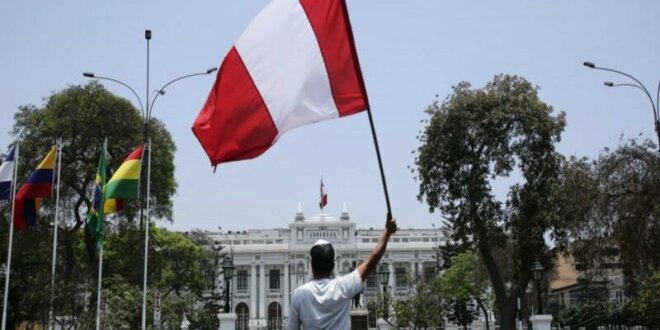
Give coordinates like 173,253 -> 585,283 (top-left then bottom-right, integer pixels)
235,0 -> 339,137
0,157 -> 14,183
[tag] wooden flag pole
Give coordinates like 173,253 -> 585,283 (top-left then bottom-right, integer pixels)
365,108 -> 392,222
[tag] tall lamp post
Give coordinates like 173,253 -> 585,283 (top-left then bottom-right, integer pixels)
83,29 -> 217,330
530,260 -> 544,315
583,61 -> 660,149
377,263 -> 390,320
222,256 -> 235,313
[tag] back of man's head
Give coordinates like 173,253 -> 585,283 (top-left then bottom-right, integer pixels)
310,240 -> 334,277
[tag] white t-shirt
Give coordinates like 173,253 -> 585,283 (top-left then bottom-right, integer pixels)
288,270 -> 364,330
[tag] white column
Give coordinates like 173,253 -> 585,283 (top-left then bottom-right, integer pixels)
218,313 -> 237,330
283,262 -> 289,317
250,264 -> 257,319
307,259 -> 312,281
409,261 -> 415,282
388,263 -> 395,292
259,263 -> 266,319
529,315 -> 553,330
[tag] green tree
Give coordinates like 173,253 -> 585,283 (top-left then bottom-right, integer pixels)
414,75 -> 566,328
594,139 -> 660,296
1,81 -> 177,326
635,270 -> 660,326
555,139 -> 660,298
100,227 -> 216,329
440,252 -> 490,330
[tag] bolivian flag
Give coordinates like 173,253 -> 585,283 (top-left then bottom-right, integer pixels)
86,142 -> 107,249
13,146 -> 57,230
104,144 -> 144,214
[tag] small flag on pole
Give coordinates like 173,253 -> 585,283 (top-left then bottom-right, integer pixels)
104,144 -> 144,214
319,179 -> 327,210
192,0 -> 369,166
0,147 -> 16,201
13,146 -> 57,230
86,142 -> 107,250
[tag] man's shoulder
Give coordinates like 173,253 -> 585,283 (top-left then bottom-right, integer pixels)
291,282 -> 314,297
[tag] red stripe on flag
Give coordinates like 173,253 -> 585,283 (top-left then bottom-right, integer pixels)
193,47 -> 277,166
16,182 -> 53,200
125,144 -> 145,161
299,0 -> 369,117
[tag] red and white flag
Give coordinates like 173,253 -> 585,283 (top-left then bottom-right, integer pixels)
193,0 -> 369,166
319,179 -> 328,210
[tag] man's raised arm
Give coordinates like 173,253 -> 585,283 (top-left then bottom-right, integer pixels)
357,217 -> 397,281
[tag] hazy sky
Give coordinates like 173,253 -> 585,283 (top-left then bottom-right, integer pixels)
1,1 -> 659,232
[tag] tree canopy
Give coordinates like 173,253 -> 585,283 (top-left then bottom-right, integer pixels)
415,74 -> 566,328
0,82 -> 221,329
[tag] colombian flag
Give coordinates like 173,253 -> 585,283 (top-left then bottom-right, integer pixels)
14,146 -> 57,230
104,144 -> 144,214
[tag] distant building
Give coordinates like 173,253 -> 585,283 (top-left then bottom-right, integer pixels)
548,250 -> 625,312
209,203 -> 444,329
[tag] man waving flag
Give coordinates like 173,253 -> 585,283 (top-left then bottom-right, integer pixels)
193,0 -> 369,166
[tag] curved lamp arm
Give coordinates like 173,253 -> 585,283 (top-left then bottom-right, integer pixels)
147,67 -> 217,121
83,73 -> 145,119
604,81 -> 660,123
584,62 -> 658,120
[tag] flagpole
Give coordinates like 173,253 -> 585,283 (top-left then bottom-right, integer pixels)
141,138 -> 152,330
365,109 -> 392,222
1,142 -> 19,330
95,139 -> 107,330
95,246 -> 104,330
48,140 -> 63,330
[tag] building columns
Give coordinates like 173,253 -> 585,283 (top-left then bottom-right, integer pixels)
283,262 -> 290,317
259,263 -> 266,318
388,262 -> 395,291
250,264 -> 257,319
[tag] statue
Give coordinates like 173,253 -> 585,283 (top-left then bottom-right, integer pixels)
350,261 -> 362,308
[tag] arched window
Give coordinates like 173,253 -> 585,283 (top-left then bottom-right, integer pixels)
267,302 -> 282,329
235,303 -> 249,330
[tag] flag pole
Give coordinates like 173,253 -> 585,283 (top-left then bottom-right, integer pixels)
365,109 -> 392,221
1,142 -> 19,330
141,137 -> 152,330
95,246 -> 104,330
95,139 -> 107,330
48,140 -> 63,330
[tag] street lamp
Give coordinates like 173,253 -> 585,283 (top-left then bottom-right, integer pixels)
377,263 -> 390,319
530,260 -> 544,314
222,256 -> 235,313
583,61 -> 660,149
83,30 -> 216,330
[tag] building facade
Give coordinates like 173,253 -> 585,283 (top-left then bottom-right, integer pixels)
209,203 -> 445,329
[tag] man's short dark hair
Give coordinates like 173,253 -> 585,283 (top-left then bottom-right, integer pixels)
310,243 -> 335,275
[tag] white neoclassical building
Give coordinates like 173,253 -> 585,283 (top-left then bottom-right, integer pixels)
209,203 -> 445,329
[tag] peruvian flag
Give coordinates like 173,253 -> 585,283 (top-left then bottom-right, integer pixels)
319,179 -> 328,210
193,0 -> 369,166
